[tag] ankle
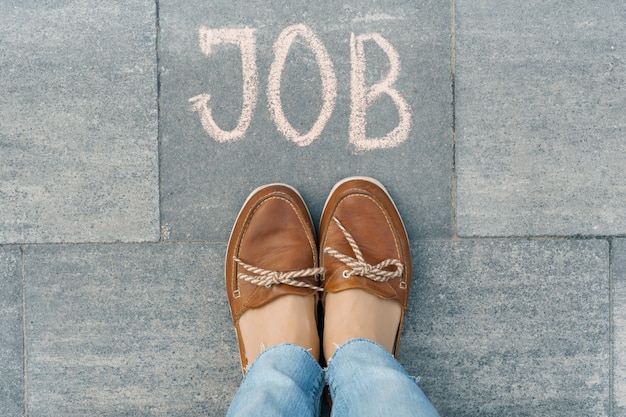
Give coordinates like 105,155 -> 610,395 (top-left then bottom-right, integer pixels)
323,289 -> 401,360
239,295 -> 320,363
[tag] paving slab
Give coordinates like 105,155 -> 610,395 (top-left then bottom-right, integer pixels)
455,0 -> 626,237
21,239 -> 612,415
401,239 -> 610,416
0,248 -> 23,416
0,1 -> 159,244
613,239 -> 626,416
24,244 -> 239,416
159,0 -> 453,242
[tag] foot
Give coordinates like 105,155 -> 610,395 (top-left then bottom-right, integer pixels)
318,177 -> 411,362
323,289 -> 401,359
239,294 -> 319,363
226,184 -> 324,372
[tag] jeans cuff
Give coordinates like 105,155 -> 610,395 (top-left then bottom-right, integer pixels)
245,343 -> 320,375
327,337 -> 389,364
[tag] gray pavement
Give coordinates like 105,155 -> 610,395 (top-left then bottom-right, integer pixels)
1,0 -> 624,416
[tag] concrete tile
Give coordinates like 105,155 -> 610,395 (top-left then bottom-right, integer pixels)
455,0 -> 626,237
24,244 -> 239,416
159,0 -> 453,241
613,239 -> 626,416
0,1 -> 159,244
401,240 -> 610,416
0,248 -> 23,416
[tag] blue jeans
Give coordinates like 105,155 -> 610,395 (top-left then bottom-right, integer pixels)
227,339 -> 440,417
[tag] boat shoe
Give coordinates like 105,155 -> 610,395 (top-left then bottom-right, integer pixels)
318,177 -> 411,358
225,184 -> 324,372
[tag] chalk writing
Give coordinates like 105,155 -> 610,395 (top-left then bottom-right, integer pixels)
350,33 -> 411,152
191,24 -> 412,152
268,24 -> 337,147
189,28 -> 258,143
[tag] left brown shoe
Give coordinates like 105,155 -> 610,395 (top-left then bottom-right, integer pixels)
226,184 -> 324,373
318,177 -> 411,358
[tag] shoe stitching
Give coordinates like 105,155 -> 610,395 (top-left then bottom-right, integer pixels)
321,192 -> 407,288
234,194 -> 321,295
230,190 -> 322,374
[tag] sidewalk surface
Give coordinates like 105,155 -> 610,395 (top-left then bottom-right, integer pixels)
1,1 -> 625,416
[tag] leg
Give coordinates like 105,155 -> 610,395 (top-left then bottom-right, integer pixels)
227,344 -> 324,417
319,177 -> 440,416
325,339 -> 439,417
225,184 -> 325,415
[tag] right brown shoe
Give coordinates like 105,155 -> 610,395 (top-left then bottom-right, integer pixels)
318,177 -> 411,358
226,184 -> 324,373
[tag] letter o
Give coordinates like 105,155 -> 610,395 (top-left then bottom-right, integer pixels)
267,24 -> 337,146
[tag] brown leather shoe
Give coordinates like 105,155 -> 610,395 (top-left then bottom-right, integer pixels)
319,177 -> 411,358
226,184 -> 324,372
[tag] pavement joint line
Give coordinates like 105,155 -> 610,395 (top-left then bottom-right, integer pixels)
0,245 -> 23,250
609,238 -> 614,417
20,246 -> 28,417
4,236 -> 619,249
13,241 -> 230,249
450,0 -> 458,241
155,0 -> 164,246
454,235 -> 624,241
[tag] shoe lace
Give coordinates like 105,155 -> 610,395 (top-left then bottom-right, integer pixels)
323,217 -> 404,282
234,257 -> 325,291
